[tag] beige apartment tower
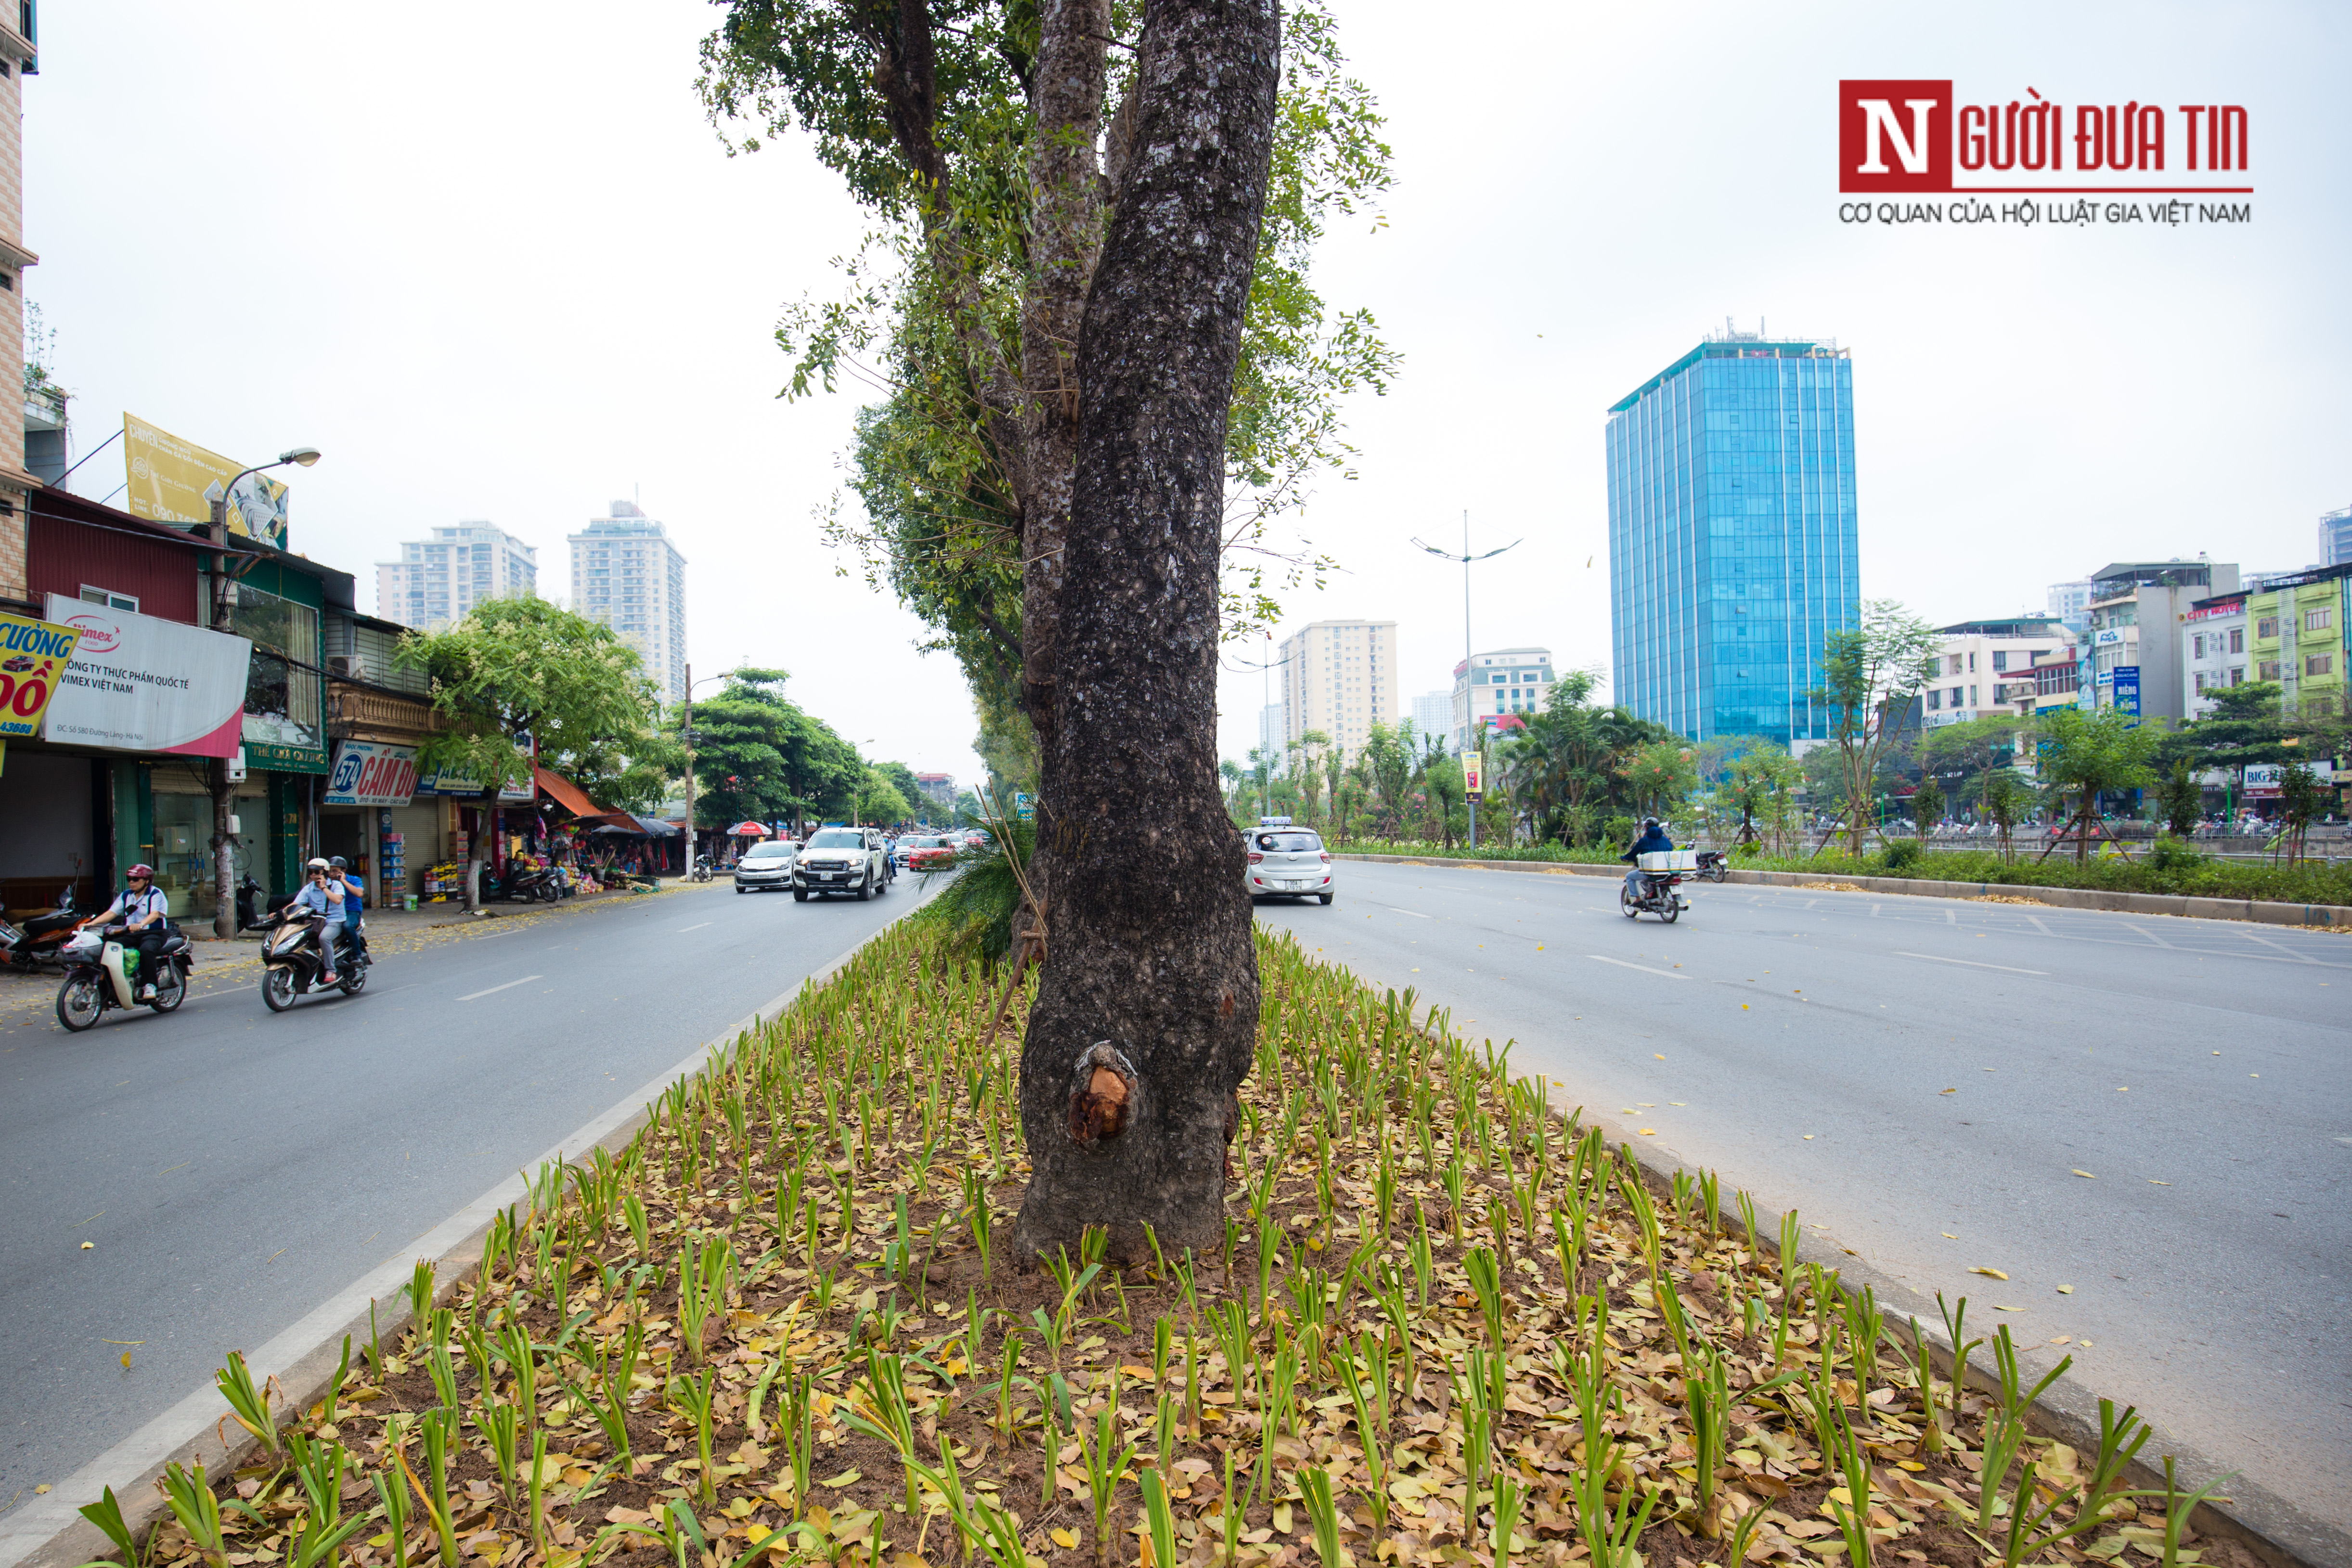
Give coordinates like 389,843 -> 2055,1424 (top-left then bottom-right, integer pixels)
1274,619 -> 1398,760
570,500 -> 688,707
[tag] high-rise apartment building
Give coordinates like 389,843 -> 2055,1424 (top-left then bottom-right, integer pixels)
1411,690 -> 1454,749
375,523 -> 539,629
2046,579 -> 2094,637
1605,328 -> 1859,745
2318,506 -> 2352,569
570,501 -> 688,707
1452,649 -> 1556,752
1273,620 -> 1396,758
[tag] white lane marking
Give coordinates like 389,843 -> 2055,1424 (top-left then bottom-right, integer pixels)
676,922 -> 714,933
1588,955 -> 1691,980
456,974 -> 543,1001
1894,951 -> 2047,976
1383,907 -> 1431,919
2237,930 -> 2319,965
2125,922 -> 2177,950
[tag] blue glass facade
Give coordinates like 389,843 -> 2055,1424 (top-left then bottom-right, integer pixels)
1605,340 -> 1861,744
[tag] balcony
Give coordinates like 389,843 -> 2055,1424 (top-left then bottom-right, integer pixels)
327,682 -> 442,741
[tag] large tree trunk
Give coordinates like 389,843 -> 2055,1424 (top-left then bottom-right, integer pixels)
1010,0 -> 1279,1261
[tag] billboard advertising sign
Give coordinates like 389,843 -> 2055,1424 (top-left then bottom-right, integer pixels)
325,740 -> 420,808
0,610 -> 84,740
122,413 -> 292,549
40,593 -> 252,758
1462,752 -> 1484,798
2111,666 -> 2140,724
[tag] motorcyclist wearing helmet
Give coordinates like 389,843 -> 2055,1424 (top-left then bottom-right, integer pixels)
1620,817 -> 1674,902
96,865 -> 173,1002
290,857 -> 349,985
327,855 -> 367,972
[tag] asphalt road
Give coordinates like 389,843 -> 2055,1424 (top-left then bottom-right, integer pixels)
1256,860 -> 2352,1540
0,876 -> 919,1518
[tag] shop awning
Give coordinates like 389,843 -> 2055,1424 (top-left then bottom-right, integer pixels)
577,812 -> 684,838
534,765 -> 603,818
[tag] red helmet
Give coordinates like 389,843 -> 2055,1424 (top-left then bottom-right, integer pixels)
127,864 -> 155,880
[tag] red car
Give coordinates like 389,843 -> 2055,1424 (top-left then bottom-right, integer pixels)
899,835 -> 962,873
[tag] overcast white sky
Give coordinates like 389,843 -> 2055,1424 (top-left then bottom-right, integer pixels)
24,2 -> 2348,785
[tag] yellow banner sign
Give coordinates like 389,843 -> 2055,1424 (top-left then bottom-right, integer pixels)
0,610 -> 85,739
1462,751 -> 1484,797
122,413 -> 290,549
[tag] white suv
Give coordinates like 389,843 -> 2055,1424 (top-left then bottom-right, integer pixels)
1244,822 -> 1333,905
792,828 -> 891,901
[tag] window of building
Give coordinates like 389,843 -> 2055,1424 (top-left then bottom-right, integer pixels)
2193,672 -> 2208,694
2306,607 -> 2333,633
2230,666 -> 2245,685
2230,627 -> 2244,653
1967,652 -> 1977,672
2258,660 -> 2280,681
1926,690 -> 1941,711
2257,616 -> 2279,639
2308,653 -> 2334,677
79,584 -> 139,612
1992,650 -> 2009,671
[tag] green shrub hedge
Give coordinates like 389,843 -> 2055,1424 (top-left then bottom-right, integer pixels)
1324,838 -> 2352,907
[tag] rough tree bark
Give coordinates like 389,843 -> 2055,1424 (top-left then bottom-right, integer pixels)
1009,0 -> 1279,1260
1016,0 -> 1111,743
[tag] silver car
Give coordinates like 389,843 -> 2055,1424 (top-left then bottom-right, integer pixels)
1245,824 -> 1333,905
733,838 -> 798,893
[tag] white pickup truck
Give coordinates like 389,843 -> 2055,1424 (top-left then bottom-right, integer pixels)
791,827 -> 892,902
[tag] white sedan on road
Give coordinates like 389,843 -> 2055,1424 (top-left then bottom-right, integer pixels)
1244,823 -> 1333,905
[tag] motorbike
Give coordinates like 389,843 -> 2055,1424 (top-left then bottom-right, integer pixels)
478,864 -> 560,904
688,857 -> 713,883
255,910 -> 370,1010
1,884 -> 90,972
1621,848 -> 1699,922
54,922 -> 193,1030
1694,849 -> 1730,883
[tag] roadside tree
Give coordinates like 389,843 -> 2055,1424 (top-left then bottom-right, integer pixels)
401,600 -> 663,912
1808,601 -> 1940,855
2033,705 -> 2159,862
1909,773 -> 1945,835
690,670 -> 866,838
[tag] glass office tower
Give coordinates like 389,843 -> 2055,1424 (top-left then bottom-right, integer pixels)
1605,332 -> 1861,744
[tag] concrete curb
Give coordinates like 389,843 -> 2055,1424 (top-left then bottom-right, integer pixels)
1332,853 -> 2352,928
0,906 -> 918,1568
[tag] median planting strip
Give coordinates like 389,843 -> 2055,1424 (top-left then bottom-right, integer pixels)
24,922 -> 2306,1568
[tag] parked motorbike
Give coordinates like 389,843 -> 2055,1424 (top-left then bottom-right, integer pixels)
478,864 -> 560,904
54,922 -> 193,1031
688,857 -> 713,883
1694,849 -> 1730,883
255,910 -> 370,1010
234,871 -> 297,932
0,884 -> 90,972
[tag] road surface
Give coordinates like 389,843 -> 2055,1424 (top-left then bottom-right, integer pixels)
1256,859 -> 2352,1542
0,878 -> 919,1521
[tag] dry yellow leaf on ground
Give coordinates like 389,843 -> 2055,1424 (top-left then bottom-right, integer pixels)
1970,1267 -> 2009,1279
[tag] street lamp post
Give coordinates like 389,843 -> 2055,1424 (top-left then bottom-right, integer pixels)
1411,512 -> 1520,850
681,664 -> 743,876
204,446 -> 321,939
